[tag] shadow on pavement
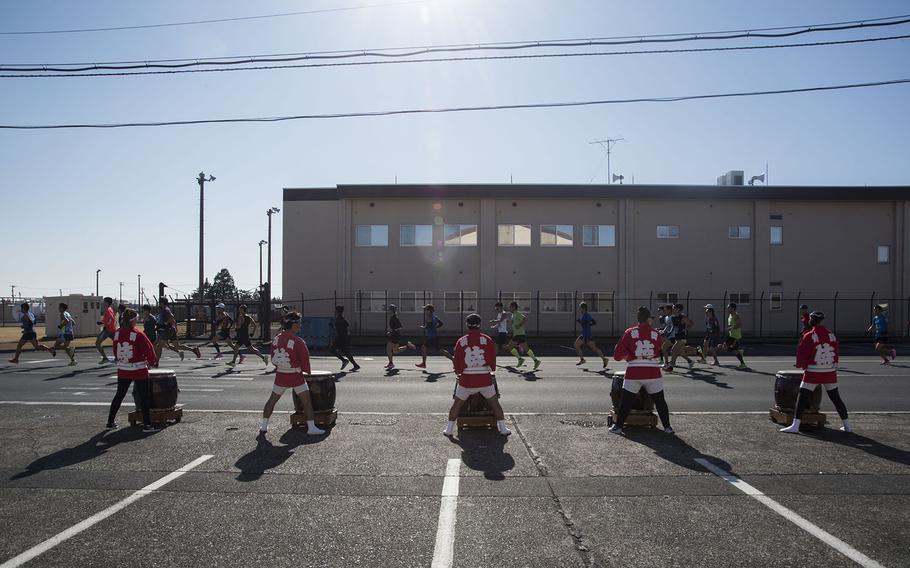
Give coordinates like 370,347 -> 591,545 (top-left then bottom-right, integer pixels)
447,431 -> 515,481
424,372 -> 447,383
621,429 -> 735,475
234,429 -> 326,482
10,428 -> 153,480
806,429 -> 910,467
42,366 -> 108,381
679,369 -> 733,390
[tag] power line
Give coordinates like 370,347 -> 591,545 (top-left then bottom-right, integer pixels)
3,13 -> 909,72
4,34 -> 906,79
2,78 -> 907,130
0,0 -> 434,35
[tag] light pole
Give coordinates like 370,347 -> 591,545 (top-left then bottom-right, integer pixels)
118,282 -> 124,306
197,172 -> 216,298
95,269 -> 100,297
10,285 -> 14,299
258,240 -> 267,288
137,274 -> 141,306
266,207 -> 280,299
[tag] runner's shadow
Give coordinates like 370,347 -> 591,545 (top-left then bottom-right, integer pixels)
620,429 -> 735,474
447,431 -> 515,481
424,372 -> 447,383
43,366 -> 108,381
680,369 -> 733,389
805,430 -> 910,466
581,368 -> 610,377
10,429 -> 151,480
837,368 -> 867,375
385,368 -> 401,377
234,430 -> 324,482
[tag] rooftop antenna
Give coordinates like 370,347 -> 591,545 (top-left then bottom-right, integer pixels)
589,138 -> 625,184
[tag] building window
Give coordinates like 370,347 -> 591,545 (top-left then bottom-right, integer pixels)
355,225 -> 388,247
729,292 -> 751,305
582,292 -> 613,313
500,292 -> 532,313
540,225 -> 574,247
657,225 -> 679,239
399,291 -> 433,313
728,226 -> 751,239
498,224 -> 532,246
400,225 -> 433,247
656,292 -> 678,305
444,224 -> 478,247
769,213 -> 783,220
443,291 -> 478,313
769,292 -> 782,311
541,292 -> 573,313
770,226 -> 783,245
357,291 -> 387,313
878,245 -> 890,264
583,225 -> 616,247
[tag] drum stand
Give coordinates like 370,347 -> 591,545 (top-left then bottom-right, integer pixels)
607,409 -> 658,428
457,393 -> 497,431
128,405 -> 184,427
769,407 -> 826,428
290,409 -> 337,428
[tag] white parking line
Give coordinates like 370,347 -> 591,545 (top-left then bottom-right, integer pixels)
695,458 -> 885,568
431,458 -> 461,568
0,454 -> 213,568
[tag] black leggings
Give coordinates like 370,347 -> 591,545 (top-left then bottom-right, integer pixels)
329,341 -> 356,364
108,378 -> 151,426
794,386 -> 848,420
616,388 -> 671,429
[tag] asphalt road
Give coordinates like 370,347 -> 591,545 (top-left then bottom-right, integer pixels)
1,349 -> 908,567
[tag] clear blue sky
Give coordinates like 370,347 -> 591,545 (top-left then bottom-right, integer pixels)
1,0 -> 908,301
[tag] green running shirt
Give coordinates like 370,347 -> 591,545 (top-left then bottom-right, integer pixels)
511,311 -> 527,336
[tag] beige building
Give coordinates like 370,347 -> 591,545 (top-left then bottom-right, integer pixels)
283,184 -> 910,338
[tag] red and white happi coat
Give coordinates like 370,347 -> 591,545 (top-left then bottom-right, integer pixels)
453,330 -> 496,388
796,325 -> 839,384
113,327 -> 157,380
613,323 -> 664,380
271,330 -> 311,388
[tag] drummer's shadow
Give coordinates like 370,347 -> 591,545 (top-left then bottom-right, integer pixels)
234,430 -> 324,482
804,430 -> 910,466
620,430 -> 735,475
11,429 -> 149,480
447,432 -> 515,481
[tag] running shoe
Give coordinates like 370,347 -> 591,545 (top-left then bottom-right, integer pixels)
105,422 -> 118,429
415,362 -> 427,368
142,424 -> 161,433
307,425 -> 327,435
881,359 -> 890,366
497,422 -> 512,436
443,422 -> 455,437
8,358 -> 18,364
516,357 -> 525,367
664,426 -> 675,435
258,418 -> 269,433
340,360 -> 349,370
225,361 -> 236,368
602,358 -> 609,369
890,348 -> 897,360
67,360 -> 77,366
239,355 -> 246,364
533,359 -> 541,371
260,355 -> 269,365
576,359 -> 586,366
386,363 -> 396,370
608,424 -> 623,434
351,363 -> 361,371
193,347 -> 202,359
67,347 -> 76,359
840,423 -> 853,433
737,363 -> 748,369
406,341 -> 416,350
99,357 -> 109,365
213,353 -> 223,360
179,351 -> 185,361
50,347 -> 57,357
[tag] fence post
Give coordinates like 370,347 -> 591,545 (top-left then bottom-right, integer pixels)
459,290 -> 464,336
685,291 -> 691,323
358,290 -> 363,338
833,291 -> 839,336
536,290 -> 541,337
611,290 -> 616,336
796,291 -> 802,337
648,291 -> 653,313
573,291 -> 578,337
722,291 -> 728,335
759,291 -> 764,338
301,293 -> 305,318
210,298 -> 216,341
185,300 -> 193,340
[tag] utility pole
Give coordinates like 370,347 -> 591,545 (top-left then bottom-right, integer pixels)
95,269 -> 100,297
267,208 -> 280,299
10,285 -> 14,299
258,240 -> 267,288
119,282 -> 124,306
589,138 -> 625,184
137,274 -> 141,307
197,172 -> 216,298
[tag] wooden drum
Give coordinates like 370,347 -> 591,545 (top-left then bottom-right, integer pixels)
134,368 -> 179,411
773,369 -> 822,413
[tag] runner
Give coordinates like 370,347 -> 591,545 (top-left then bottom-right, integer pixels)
780,311 -> 851,433
7,303 -> 52,363
725,302 -> 747,369
106,308 -> 159,432
443,313 -> 511,437
489,302 -> 512,356
799,304 -> 811,335
95,297 -> 117,364
610,306 -> 673,434
227,304 -> 268,367
416,304 -> 451,368
385,304 -> 415,370
655,304 -> 671,365
142,305 -> 158,345
574,302 -> 608,369
701,304 -> 721,366
867,304 -> 897,365
508,301 -> 541,370
154,298 -> 201,362
204,303 -> 233,359
328,305 -> 360,371
49,302 -> 77,366
258,311 -> 326,435
665,303 -> 697,372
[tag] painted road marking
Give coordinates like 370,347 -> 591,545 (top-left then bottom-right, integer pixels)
0,454 -> 214,568
431,458 -> 462,568
695,458 -> 885,568
58,386 -> 225,393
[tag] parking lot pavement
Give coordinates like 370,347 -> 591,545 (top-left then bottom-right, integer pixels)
0,405 -> 906,567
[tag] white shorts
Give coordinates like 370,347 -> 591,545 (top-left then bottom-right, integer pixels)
799,381 -> 838,391
622,377 -> 664,394
455,384 -> 497,401
272,383 -> 309,396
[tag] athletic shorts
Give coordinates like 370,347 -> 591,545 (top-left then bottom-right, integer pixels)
512,335 -> 527,345
578,335 -> 594,344
496,332 -> 510,347
21,331 -> 37,341
217,330 -> 231,341
622,377 -> 665,394
272,383 -> 309,395
454,384 -> 497,401
235,333 -> 252,348
725,337 -> 741,350
704,335 -> 718,347
799,381 -> 839,391
387,331 -> 401,345
158,329 -> 178,342
424,336 -> 440,350
333,336 -> 351,350
58,332 -> 74,342
97,329 -> 115,341
874,336 -> 888,344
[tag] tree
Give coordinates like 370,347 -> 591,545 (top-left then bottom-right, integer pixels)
209,268 -> 237,300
